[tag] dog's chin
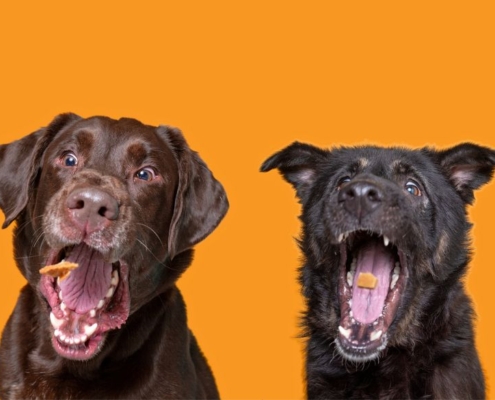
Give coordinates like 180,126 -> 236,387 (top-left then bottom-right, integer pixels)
334,230 -> 409,363
39,243 -> 130,361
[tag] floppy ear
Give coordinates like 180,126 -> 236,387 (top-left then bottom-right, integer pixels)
159,126 -> 229,259
434,142 -> 495,204
0,113 -> 82,228
260,141 -> 328,202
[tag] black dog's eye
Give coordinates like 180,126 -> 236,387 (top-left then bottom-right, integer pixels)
60,152 -> 78,167
135,167 -> 157,182
405,180 -> 422,196
337,176 -> 351,190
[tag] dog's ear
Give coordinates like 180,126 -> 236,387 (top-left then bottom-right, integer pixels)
260,142 -> 328,202
0,113 -> 82,228
433,143 -> 495,204
159,126 -> 229,259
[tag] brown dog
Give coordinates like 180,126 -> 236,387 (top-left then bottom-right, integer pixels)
0,114 -> 228,399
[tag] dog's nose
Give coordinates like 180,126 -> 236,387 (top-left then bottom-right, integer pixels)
66,188 -> 119,233
338,181 -> 382,219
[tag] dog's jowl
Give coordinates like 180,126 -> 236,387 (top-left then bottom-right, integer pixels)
262,142 -> 494,399
0,114 -> 228,399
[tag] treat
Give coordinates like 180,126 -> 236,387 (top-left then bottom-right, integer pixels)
357,272 -> 378,289
39,260 -> 78,281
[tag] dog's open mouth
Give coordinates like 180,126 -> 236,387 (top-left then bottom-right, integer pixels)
40,243 -> 130,361
335,231 -> 408,362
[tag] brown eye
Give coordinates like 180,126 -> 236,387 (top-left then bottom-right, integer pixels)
60,152 -> 78,167
135,167 -> 157,182
405,180 -> 422,196
337,176 -> 351,190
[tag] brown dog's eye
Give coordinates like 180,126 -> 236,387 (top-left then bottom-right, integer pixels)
405,180 -> 422,196
61,152 -> 78,167
337,176 -> 351,190
135,167 -> 157,182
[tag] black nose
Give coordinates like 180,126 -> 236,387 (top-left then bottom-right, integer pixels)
338,181 -> 383,219
67,188 -> 119,234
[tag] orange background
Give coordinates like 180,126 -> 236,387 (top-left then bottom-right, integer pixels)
1,2 -> 494,399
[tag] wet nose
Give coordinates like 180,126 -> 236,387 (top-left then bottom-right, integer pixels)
66,188 -> 119,233
338,181 -> 383,219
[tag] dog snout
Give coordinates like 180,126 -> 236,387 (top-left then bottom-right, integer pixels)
338,181 -> 383,219
66,188 -> 119,233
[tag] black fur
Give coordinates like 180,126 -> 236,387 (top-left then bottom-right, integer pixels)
261,142 -> 495,399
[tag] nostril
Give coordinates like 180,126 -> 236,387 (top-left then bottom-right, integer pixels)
367,189 -> 381,202
98,206 -> 108,217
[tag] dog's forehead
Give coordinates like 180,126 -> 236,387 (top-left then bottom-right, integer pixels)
334,146 -> 432,176
50,116 -> 177,168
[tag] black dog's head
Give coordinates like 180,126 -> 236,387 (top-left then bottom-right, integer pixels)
0,113 -> 228,361
262,142 -> 495,362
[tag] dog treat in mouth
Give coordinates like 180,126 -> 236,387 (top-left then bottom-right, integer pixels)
39,260 -> 79,281
357,272 -> 378,289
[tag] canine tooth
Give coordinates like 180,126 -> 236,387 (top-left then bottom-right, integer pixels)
350,258 -> 357,273
106,287 -> 115,299
50,312 -> 64,329
111,270 -> 119,286
84,323 -> 98,337
390,274 -> 399,290
338,233 -> 344,243
97,299 -> 105,310
370,330 -> 383,341
338,326 -> 351,339
384,236 -> 390,247
347,272 -> 353,287
81,335 -> 88,343
89,309 -> 96,318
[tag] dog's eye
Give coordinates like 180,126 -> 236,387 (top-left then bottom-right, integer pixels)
135,167 -> 157,182
405,180 -> 422,196
61,153 -> 78,167
337,177 -> 351,190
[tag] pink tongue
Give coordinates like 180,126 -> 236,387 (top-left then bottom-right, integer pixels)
351,239 -> 394,324
59,244 -> 112,314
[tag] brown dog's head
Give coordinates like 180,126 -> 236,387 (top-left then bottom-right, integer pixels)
0,113 -> 228,360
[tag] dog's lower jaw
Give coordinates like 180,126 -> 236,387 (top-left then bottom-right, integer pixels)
40,257 -> 130,361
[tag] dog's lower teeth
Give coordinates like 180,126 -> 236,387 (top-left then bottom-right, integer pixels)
84,323 -> 98,337
106,287 -> 114,299
383,236 -> 390,246
111,270 -> 119,286
390,274 -> 399,289
50,312 -> 64,329
370,330 -> 383,341
58,291 -> 63,301
89,309 -> 96,318
339,326 -> 351,339
97,299 -> 105,310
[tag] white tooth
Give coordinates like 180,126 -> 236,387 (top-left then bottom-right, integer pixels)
347,272 -> 353,287
58,290 -> 63,301
84,323 -> 98,337
54,329 -> 61,337
60,333 -> 66,341
338,233 -> 344,243
106,287 -> 115,299
69,338 -> 74,345
74,338 -> 81,345
384,236 -> 390,247
50,312 -> 64,329
349,311 -> 353,318
111,270 -> 119,286
339,326 -> 351,339
89,309 -> 96,318
370,330 -> 383,341
60,302 -> 67,312
391,274 -> 399,289
395,261 -> 400,269
348,299 -> 352,307
350,258 -> 357,273
393,266 -> 400,276
97,299 -> 105,310
81,335 -> 88,343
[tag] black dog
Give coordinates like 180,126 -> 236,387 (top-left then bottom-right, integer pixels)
0,114 -> 228,399
262,142 -> 494,399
